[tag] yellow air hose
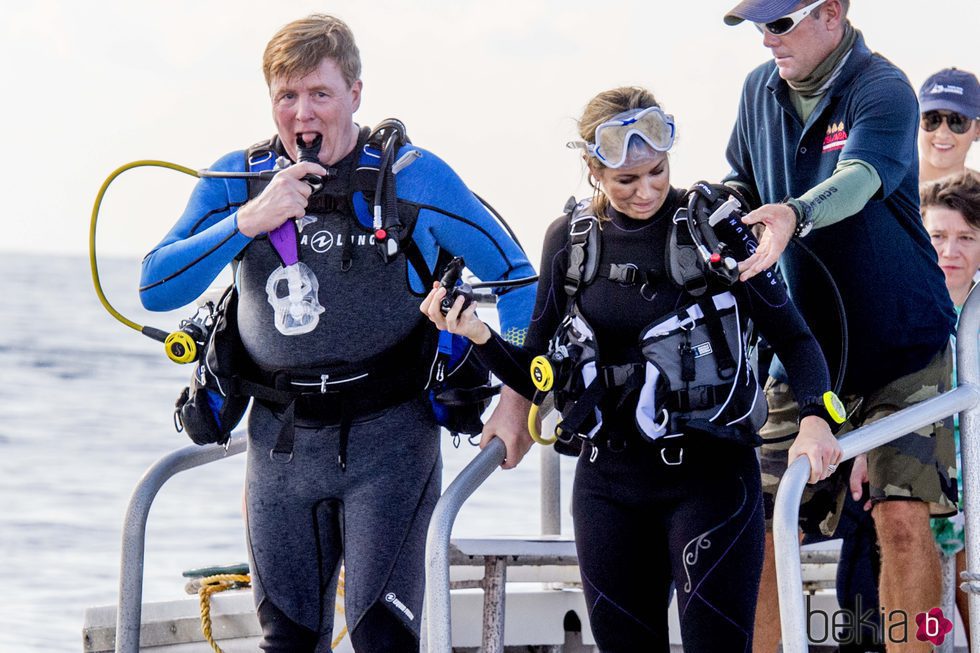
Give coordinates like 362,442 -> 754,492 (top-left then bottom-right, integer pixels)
528,355 -> 557,445
89,160 -> 200,337
528,402 -> 557,445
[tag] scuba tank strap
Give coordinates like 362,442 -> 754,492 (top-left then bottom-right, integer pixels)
245,136 -> 280,199
557,363 -> 643,438
670,384 -> 728,412
270,399 -> 297,463
267,392 -> 352,471
563,199 -> 601,297
667,211 -> 710,297
403,241 -> 440,289
596,263 -> 656,286
698,297 -> 737,380
556,376 -> 606,437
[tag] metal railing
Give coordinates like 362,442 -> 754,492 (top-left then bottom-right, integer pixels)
113,435 -> 247,653
773,288 -> 980,652
424,437 -> 508,653
423,412 -> 565,653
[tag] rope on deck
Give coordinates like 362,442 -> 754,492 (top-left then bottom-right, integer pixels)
197,574 -> 251,653
192,567 -> 348,651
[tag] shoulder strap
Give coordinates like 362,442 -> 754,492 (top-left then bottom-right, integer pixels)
698,294 -> 737,380
563,198 -> 601,297
667,210 -> 709,297
244,136 -> 281,200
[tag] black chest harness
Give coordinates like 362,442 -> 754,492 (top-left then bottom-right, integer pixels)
544,185 -> 767,451
174,120 -> 498,464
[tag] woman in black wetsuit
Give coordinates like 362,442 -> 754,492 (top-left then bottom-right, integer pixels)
421,86 -> 843,652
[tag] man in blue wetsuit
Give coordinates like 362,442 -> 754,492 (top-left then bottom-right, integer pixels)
722,1 -> 957,651
140,14 -> 535,652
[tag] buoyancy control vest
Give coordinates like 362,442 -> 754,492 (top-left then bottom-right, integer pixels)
173,121 -> 498,457
548,194 -> 767,448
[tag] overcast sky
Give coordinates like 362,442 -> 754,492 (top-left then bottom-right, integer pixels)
4,0 -> 977,262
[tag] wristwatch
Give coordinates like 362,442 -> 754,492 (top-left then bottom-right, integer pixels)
799,391 -> 847,433
786,199 -> 814,238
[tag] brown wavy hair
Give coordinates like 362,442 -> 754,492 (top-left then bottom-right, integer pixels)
920,171 -> 980,230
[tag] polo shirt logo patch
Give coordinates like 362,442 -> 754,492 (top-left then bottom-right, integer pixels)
822,121 -> 847,152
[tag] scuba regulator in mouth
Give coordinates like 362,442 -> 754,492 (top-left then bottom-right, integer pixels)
295,134 -> 325,192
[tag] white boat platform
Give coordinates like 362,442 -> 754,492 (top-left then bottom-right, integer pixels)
83,537 -> 881,652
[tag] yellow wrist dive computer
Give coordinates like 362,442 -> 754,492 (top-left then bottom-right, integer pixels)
822,391 -> 847,425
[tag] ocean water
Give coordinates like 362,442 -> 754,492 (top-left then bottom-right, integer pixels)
0,252 -> 574,653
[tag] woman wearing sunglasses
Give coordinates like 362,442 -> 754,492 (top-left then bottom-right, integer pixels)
421,86 -> 840,652
919,68 -> 980,184
919,76 -> 979,644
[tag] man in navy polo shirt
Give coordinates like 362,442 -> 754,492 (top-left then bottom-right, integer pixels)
722,1 -> 958,651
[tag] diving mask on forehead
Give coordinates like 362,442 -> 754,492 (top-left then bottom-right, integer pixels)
569,106 -> 676,169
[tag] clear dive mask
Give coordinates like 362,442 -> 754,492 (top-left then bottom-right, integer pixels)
569,106 -> 676,169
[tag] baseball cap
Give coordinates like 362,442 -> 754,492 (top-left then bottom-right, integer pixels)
724,0 -> 803,25
919,68 -> 980,118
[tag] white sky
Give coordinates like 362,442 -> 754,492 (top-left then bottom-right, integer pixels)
3,0 -> 977,261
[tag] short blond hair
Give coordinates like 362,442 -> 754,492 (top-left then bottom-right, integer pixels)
262,14 -> 361,88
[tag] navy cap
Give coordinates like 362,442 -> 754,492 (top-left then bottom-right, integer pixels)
724,0 -> 801,25
919,68 -> 980,118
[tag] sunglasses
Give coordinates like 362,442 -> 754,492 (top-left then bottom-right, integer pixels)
921,111 -> 975,135
582,106 -> 675,169
754,0 -> 828,36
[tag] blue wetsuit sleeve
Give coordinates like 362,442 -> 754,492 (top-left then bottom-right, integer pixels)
397,148 -> 536,345
714,215 -> 831,409
139,151 -> 253,311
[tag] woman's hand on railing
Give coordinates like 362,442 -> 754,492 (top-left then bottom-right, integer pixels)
789,415 -> 843,483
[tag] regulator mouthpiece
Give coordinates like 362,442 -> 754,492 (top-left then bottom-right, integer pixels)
296,135 -> 324,191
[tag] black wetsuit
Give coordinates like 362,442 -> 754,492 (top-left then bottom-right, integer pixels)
476,187 -> 830,652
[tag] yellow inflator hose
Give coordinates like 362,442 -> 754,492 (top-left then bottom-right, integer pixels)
89,160 -> 200,339
528,355 -> 558,445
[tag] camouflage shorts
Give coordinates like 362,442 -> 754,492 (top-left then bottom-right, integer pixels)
760,346 -> 957,536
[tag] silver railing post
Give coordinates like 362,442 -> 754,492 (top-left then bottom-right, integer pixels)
423,437 -> 506,653
115,434 -> 247,653
540,412 -> 561,535
773,386 -> 980,652
957,288 -> 980,652
938,553 -> 957,653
